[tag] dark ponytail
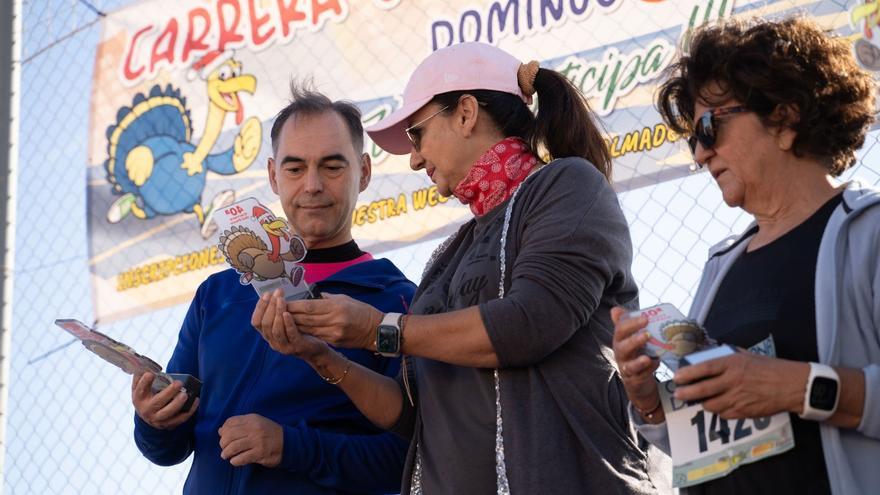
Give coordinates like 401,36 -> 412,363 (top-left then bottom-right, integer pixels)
430,70 -> 611,181
531,69 -> 611,181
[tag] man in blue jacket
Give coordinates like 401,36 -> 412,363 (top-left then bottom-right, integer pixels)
130,84 -> 416,494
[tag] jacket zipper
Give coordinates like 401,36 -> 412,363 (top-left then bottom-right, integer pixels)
223,341 -> 270,495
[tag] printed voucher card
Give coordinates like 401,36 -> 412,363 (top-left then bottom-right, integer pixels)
54,318 -> 201,410
625,303 -> 714,372
213,197 -> 312,300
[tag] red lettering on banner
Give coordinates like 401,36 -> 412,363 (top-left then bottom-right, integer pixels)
150,18 -> 178,73
182,8 -> 211,64
312,0 -> 344,25
217,0 -> 245,52
118,0 -> 350,85
277,0 -> 307,37
248,0 -> 275,45
122,25 -> 154,81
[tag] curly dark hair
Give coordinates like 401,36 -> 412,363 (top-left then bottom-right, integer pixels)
656,16 -> 876,175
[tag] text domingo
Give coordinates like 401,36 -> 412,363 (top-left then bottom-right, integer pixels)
431,0 -> 621,50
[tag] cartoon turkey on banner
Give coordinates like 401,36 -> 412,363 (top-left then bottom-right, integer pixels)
213,197 -> 311,300
103,50 -> 262,238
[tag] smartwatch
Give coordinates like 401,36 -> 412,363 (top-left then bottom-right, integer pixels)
375,312 -> 403,357
798,362 -> 840,421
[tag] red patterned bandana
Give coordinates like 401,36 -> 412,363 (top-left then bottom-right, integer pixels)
452,137 -> 539,217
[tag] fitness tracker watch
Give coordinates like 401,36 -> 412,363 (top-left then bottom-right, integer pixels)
375,312 -> 403,357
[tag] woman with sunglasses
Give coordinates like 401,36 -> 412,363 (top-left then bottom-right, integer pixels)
252,42 -> 668,493
612,17 -> 880,494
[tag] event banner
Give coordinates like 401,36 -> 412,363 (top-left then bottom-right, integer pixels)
86,0 -> 873,323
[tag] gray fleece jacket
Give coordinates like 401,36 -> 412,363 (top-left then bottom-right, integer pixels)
396,158 -> 669,494
636,181 -> 880,495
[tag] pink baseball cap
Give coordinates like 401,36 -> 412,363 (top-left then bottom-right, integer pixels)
366,42 -> 527,155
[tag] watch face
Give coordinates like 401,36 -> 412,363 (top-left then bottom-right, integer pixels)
376,325 -> 399,354
810,376 -> 839,411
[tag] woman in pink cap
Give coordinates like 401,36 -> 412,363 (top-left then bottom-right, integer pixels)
254,42 -> 666,494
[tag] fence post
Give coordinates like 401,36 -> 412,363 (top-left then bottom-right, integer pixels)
0,0 -> 22,489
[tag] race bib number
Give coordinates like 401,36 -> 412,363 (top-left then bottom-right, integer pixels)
659,336 -> 795,488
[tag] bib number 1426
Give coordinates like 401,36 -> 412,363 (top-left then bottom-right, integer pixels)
689,410 -> 772,453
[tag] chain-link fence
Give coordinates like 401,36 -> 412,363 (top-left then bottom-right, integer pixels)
6,0 -> 880,493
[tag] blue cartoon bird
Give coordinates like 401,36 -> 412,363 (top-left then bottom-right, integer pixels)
103,50 -> 262,237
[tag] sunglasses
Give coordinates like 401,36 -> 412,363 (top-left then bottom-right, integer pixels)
405,105 -> 450,151
687,105 -> 750,161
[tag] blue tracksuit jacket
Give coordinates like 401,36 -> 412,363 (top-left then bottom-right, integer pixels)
134,258 -> 415,494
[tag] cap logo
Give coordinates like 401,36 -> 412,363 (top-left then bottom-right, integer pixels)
444,73 -> 460,83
